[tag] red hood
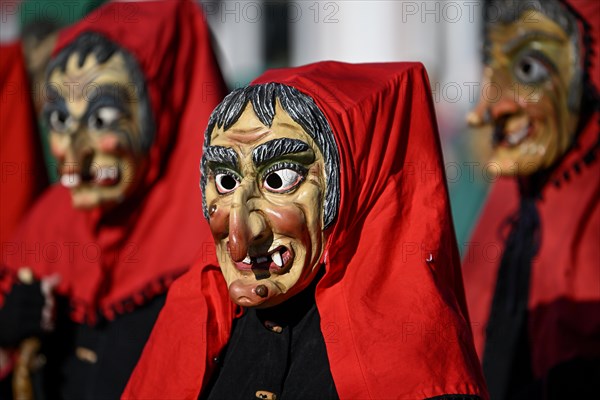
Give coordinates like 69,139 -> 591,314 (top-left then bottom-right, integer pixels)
463,0 -> 600,380
1,0 -> 227,323
565,0 -> 600,90
124,62 -> 488,399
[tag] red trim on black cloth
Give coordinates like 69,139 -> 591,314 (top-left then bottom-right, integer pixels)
0,0 -> 227,324
0,0 -> 227,397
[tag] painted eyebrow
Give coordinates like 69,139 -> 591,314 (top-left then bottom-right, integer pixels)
503,31 -> 565,54
44,86 -> 66,106
42,88 -> 68,119
252,138 -> 311,167
86,84 -> 133,103
204,145 -> 239,169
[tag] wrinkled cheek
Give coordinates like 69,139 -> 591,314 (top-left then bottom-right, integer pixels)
49,136 -> 66,160
98,134 -> 122,153
263,205 -> 307,239
117,158 -> 138,188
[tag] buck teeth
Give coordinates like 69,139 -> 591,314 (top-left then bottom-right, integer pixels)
60,174 -> 81,188
507,125 -> 528,146
242,255 -> 252,264
271,251 -> 283,267
96,166 -> 118,181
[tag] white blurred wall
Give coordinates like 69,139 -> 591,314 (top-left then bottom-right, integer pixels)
202,0 -> 483,124
0,0 -> 20,43
290,1 -> 443,79
201,0 -> 266,86
200,0 -> 488,245
291,1 -> 482,122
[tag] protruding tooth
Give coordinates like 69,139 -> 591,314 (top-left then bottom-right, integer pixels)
257,256 -> 269,264
242,255 -> 252,265
95,166 -> 119,182
507,126 -> 528,146
61,174 -> 81,188
271,251 -> 283,267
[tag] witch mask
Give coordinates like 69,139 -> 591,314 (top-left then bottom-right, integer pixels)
468,0 -> 583,176
200,84 -> 340,308
43,32 -> 153,209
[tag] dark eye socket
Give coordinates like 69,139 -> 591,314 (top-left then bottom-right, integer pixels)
513,54 -> 550,84
48,109 -> 71,133
215,172 -> 240,194
88,107 -> 121,131
90,115 -> 104,130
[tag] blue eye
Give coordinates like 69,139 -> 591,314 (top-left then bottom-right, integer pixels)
215,172 -> 240,194
513,54 -> 549,84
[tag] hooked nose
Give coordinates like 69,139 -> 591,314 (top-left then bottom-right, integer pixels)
487,95 -> 520,122
467,96 -> 520,127
228,181 -> 271,262
467,66 -> 520,127
65,132 -> 94,167
466,98 -> 490,127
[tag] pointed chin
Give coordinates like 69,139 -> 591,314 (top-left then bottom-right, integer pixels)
228,279 -> 281,308
69,184 -> 127,210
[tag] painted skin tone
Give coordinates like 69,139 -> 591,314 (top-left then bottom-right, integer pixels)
204,101 -> 327,308
467,10 -> 581,176
23,31 -> 58,116
45,52 -> 147,209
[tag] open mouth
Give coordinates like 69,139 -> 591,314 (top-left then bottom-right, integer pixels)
93,165 -> 120,186
59,165 -> 120,188
493,116 -> 532,148
233,245 -> 294,274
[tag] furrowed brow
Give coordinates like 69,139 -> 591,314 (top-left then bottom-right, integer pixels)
204,146 -> 239,169
44,86 -> 66,106
252,138 -> 310,167
503,31 -> 564,54
86,83 -> 133,103
42,88 -> 68,119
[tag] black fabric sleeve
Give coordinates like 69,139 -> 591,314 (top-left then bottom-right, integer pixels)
544,357 -> 600,400
0,282 -> 45,346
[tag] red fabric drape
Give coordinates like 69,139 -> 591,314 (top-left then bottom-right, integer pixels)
462,0 -> 600,379
0,42 -> 48,250
124,62 -> 488,399
0,0 -> 227,323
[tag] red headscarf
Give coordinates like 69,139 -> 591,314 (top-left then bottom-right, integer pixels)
463,0 -> 600,381
124,62 -> 488,399
0,0 -> 227,324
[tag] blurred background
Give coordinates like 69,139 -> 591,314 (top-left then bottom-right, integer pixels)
1,0 -> 491,251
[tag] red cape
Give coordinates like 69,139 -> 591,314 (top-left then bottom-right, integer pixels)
463,0 -> 600,380
0,0 -> 227,323
124,62 -> 488,399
